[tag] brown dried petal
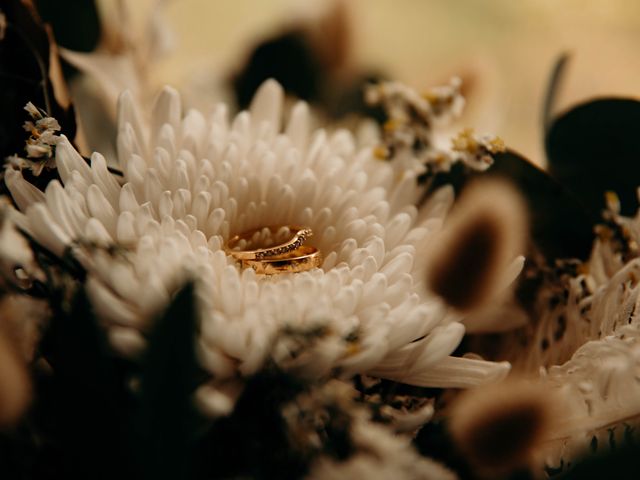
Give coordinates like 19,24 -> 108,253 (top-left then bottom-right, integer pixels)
425,178 -> 527,312
448,380 -> 561,476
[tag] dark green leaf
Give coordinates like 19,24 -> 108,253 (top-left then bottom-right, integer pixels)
414,419 -> 473,479
44,286 -> 118,392
559,443 -> 640,479
194,368 -> 309,480
137,283 -> 202,480
546,98 -> 640,217
426,150 -> 594,260
41,286 -> 135,479
489,150 -> 594,260
0,423 -> 39,480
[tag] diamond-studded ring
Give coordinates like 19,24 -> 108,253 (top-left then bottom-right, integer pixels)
226,225 -> 313,261
241,244 -> 323,275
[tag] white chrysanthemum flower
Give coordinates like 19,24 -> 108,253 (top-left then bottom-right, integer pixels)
286,379 -> 456,480
542,323 -> 640,468
307,420 -> 456,480
6,80 -> 512,391
503,196 -> 640,469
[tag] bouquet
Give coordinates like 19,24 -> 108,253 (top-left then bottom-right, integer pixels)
1,2 -> 639,479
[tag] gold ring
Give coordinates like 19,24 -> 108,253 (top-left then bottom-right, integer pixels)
241,245 -> 323,275
226,225 -> 313,260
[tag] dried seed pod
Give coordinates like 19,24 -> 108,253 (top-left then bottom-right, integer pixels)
425,178 -> 527,312
448,379 -> 561,476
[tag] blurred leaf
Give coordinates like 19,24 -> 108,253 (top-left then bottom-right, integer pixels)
231,25 -> 388,122
325,71 -> 388,122
423,161 -> 468,192
232,29 -> 322,110
35,0 -> 100,53
559,443 -> 640,479
414,419 -> 473,479
0,0 -> 77,161
426,150 -> 594,260
41,286 -> 135,479
44,287 -> 119,392
195,368 -> 309,480
137,283 -> 202,480
546,98 -> 640,217
489,150 -> 594,260
0,423 -> 38,480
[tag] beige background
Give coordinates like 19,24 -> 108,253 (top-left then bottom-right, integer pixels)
130,0 -> 640,166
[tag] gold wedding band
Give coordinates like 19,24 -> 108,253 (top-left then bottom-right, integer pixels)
226,224 -> 322,274
226,225 -> 313,260
241,245 -> 323,275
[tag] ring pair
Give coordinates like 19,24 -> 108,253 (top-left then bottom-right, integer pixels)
226,225 -> 321,274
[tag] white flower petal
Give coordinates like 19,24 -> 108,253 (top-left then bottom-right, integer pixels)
56,135 -> 92,185
285,101 -> 310,150
45,180 -> 86,237
91,152 -> 121,208
4,169 -> 45,211
86,184 -> 118,235
249,79 -> 283,137
117,90 -> 147,156
379,355 -> 511,388
26,204 -> 71,256
151,85 -> 181,141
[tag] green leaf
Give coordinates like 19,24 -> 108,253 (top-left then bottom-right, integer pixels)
546,98 -> 640,217
137,282 -> 202,480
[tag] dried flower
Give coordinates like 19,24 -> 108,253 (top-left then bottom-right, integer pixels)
6,102 -> 62,176
425,178 -> 527,313
448,379 -> 562,476
23,102 -> 61,158
540,324 -> 640,469
451,127 -> 505,171
307,420 -> 457,480
300,382 -> 456,480
491,174 -> 640,472
365,79 -> 468,178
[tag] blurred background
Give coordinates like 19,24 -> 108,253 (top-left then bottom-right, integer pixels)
121,0 -> 640,165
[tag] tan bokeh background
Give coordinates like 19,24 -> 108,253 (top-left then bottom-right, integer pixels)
130,0 -> 640,166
